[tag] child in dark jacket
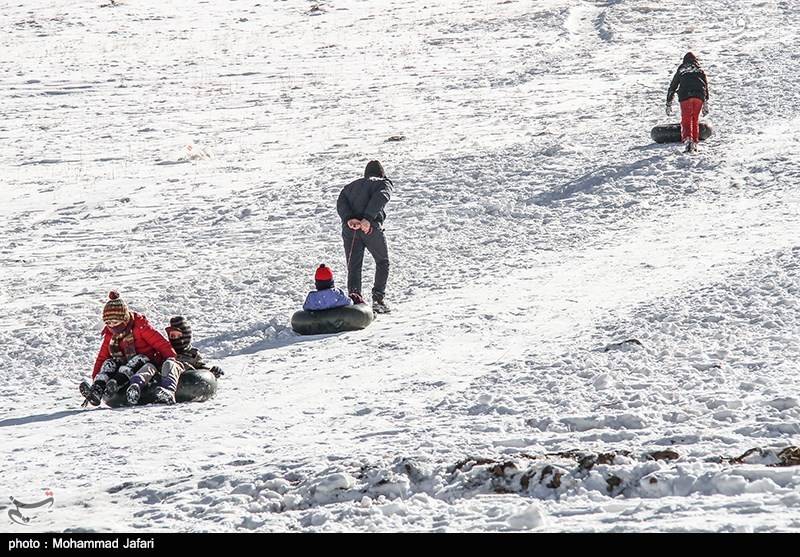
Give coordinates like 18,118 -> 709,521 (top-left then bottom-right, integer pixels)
336,161 -> 393,313
302,264 -> 355,311
666,52 -> 710,152
165,316 -> 223,378
122,316 -> 222,405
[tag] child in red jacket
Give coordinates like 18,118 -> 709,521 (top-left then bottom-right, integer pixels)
80,291 -> 181,406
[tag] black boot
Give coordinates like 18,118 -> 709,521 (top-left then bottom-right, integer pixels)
80,380 -> 105,407
104,378 -> 120,397
126,382 -> 142,405
372,294 -> 391,314
79,379 -> 91,399
153,386 -> 176,405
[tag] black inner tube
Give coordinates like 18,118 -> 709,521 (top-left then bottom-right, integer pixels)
651,122 -> 713,143
104,369 -> 217,407
291,304 -> 375,335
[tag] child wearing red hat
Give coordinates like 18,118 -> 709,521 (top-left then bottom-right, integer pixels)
302,264 -> 356,311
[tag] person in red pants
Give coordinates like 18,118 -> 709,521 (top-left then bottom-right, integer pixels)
666,52 -> 709,153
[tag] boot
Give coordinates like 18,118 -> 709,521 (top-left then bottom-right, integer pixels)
153,386 -> 176,405
126,383 -> 142,405
372,294 -> 391,314
80,380 -> 105,407
79,379 -> 91,399
104,378 -> 120,397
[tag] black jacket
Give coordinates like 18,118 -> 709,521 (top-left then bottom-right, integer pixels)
176,346 -> 207,370
667,63 -> 709,103
336,177 -> 392,226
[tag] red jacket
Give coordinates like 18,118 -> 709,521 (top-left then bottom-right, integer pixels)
92,313 -> 177,378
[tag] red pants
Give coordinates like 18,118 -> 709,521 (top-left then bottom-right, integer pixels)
680,98 -> 704,143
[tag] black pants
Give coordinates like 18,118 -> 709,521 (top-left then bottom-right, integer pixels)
342,225 -> 390,298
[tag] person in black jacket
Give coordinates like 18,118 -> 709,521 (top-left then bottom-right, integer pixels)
165,316 -> 223,378
666,52 -> 709,153
336,160 -> 393,314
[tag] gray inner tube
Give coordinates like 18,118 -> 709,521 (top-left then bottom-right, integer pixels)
104,369 -> 218,408
651,122 -> 713,143
291,303 -> 375,335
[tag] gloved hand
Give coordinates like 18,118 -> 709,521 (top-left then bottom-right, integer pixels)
702,101 -> 709,116
349,292 -> 365,305
666,103 -> 673,116
210,366 -> 224,378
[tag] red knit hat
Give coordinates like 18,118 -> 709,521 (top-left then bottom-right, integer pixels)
314,264 -> 334,290
102,290 -> 130,324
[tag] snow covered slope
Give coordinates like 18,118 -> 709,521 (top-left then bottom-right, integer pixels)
1,0 -> 799,532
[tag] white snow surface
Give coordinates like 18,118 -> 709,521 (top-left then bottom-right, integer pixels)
2,0 -> 800,532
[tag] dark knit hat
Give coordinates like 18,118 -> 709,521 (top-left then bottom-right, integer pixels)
314,264 -> 334,290
102,291 -> 130,324
683,52 -> 698,65
364,160 -> 385,179
166,315 -> 192,353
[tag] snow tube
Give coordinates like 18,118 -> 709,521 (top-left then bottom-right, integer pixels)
104,369 -> 218,408
651,122 -> 713,143
291,304 -> 374,335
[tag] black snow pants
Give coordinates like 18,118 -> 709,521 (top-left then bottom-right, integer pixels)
342,225 -> 390,299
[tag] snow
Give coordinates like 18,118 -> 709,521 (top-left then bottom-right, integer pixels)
2,0 -> 800,533
507,503 -> 547,530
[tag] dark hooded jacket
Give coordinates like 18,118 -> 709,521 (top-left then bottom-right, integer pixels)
667,54 -> 709,104
336,172 -> 393,227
